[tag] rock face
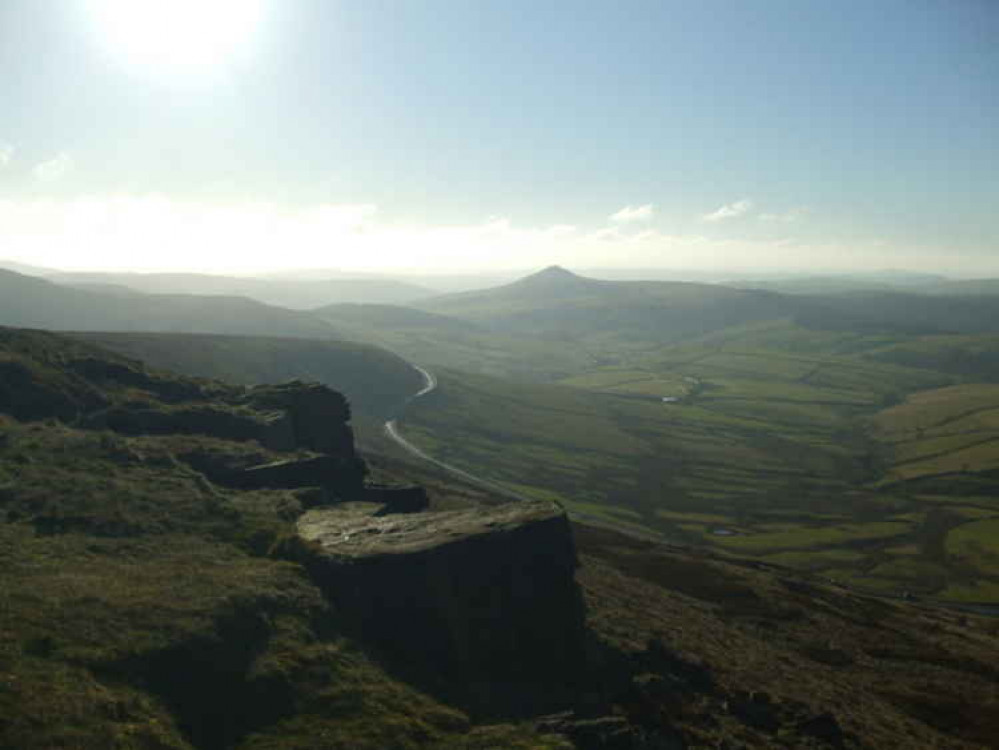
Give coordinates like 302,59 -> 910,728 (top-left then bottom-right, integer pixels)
247,381 -> 357,458
96,404 -> 265,440
298,500 -> 587,707
107,379 -> 369,500
364,483 -> 430,514
240,382 -> 367,499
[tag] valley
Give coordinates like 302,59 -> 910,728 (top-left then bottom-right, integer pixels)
8,261 -> 992,602
323,269 -> 999,604
3,263 -> 999,748
4,4 -> 994,746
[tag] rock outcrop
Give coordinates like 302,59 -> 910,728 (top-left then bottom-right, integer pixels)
298,500 -> 587,709
231,455 -> 367,501
66,356 -> 205,403
73,375 -> 371,500
94,404 -> 266,440
364,483 -> 430,514
247,381 -> 357,458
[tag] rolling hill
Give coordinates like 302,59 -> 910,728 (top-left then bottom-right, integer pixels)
77,331 -> 424,420
794,291 -> 999,336
0,269 -> 340,339
313,302 -> 593,381
2,325 -> 998,750
316,267 -> 999,388
921,278 -> 999,296
729,271 -> 949,296
416,266 -> 999,341
391,312 -> 999,602
415,265 -> 796,341
46,270 -> 435,309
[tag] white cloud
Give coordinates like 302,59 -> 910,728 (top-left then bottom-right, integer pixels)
610,204 -> 654,223
0,143 -> 13,168
481,216 -> 512,234
701,198 -> 753,222
594,227 -> 624,242
32,153 -> 73,183
759,207 -> 810,224
0,194 -> 967,276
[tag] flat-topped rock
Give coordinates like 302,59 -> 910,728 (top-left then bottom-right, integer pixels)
297,500 -> 588,713
298,499 -> 563,558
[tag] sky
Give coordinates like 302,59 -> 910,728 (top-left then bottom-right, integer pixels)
0,0 -> 996,276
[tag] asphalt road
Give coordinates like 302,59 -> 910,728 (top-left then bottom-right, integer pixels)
382,361 -> 999,616
382,362 -> 675,544
384,363 -> 536,503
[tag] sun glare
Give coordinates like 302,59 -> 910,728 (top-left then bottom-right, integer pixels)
86,0 -> 266,80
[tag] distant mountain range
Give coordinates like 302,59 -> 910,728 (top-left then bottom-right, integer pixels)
414,265 -> 999,339
731,271 -> 999,297
5,263 -> 999,357
45,270 -> 435,309
414,265 -> 796,341
0,269 -> 339,339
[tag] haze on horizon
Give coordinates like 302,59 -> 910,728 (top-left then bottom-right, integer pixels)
0,1 -> 995,277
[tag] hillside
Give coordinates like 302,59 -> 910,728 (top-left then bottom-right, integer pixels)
0,269 -> 340,339
0,258 -> 61,276
47,270 -> 435,309
729,271 -> 949,296
0,326 -> 997,750
315,303 -> 480,334
795,291 -> 999,336
77,331 -> 424,420
921,279 -> 999,296
320,269 -> 999,389
415,267 -> 999,339
395,314 -> 999,602
416,266 -> 795,341
314,303 -> 593,381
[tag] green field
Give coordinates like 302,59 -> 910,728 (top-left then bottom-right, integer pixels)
395,319 -> 999,601
872,384 -> 999,484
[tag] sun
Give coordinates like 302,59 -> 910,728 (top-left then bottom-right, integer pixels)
86,0 -> 267,81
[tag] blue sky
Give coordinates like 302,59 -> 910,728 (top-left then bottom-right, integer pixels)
0,0 -> 995,274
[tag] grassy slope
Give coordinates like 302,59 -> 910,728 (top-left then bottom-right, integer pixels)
9,413 -> 999,749
576,523 -> 999,750
0,269 -> 339,340
415,268 -> 796,343
3,327 -> 999,749
76,332 -> 424,423
315,303 -> 593,381
416,267 -> 999,342
312,272 -> 999,603
50,271 -> 436,309
0,417 -> 518,750
0,329 -> 567,750
869,384 -> 999,600
398,318 -> 999,600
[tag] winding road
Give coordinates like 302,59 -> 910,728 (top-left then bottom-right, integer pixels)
384,364 -> 538,504
383,363 -> 675,544
382,361 -> 999,615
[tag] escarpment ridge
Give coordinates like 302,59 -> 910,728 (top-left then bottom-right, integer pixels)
0,326 -> 595,747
